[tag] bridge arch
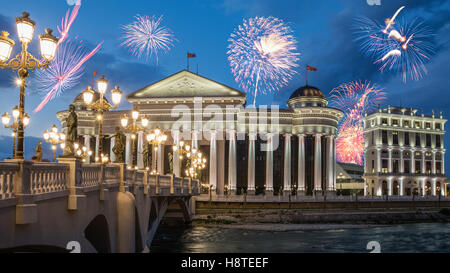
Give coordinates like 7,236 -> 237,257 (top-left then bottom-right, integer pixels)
84,215 -> 111,253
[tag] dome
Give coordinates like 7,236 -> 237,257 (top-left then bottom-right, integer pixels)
289,85 -> 325,100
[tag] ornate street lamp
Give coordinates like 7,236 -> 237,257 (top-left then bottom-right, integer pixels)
43,125 -> 66,162
2,106 -> 30,158
0,12 -> 58,160
82,76 -> 123,157
146,128 -> 167,174
184,147 -> 207,179
73,143 -> 93,163
121,108 -> 149,168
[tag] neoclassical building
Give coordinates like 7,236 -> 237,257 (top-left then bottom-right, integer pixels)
57,70 -> 343,196
363,106 -> 447,197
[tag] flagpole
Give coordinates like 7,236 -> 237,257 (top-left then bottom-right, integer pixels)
187,53 -> 189,71
306,66 -> 308,86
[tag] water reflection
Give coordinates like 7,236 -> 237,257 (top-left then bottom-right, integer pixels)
150,223 -> 450,253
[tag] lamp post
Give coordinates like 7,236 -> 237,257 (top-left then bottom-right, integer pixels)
73,143 -> 93,163
43,125 -> 66,162
82,75 -> 123,157
184,147 -> 207,179
121,108 -> 149,168
2,106 -> 29,158
0,12 -> 58,160
146,128 -> 167,174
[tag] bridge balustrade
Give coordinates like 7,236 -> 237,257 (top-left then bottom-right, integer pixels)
0,163 -> 19,200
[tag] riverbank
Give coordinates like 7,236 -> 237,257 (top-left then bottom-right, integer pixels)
192,208 -> 450,231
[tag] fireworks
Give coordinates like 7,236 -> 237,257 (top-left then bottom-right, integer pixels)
227,16 -> 300,105
120,15 -> 175,62
329,81 -> 386,165
354,6 -> 435,82
33,40 -> 102,113
58,0 -> 81,45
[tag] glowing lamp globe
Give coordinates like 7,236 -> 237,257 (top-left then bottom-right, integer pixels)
82,86 -> 95,104
121,115 -> 128,128
12,106 -> 20,120
0,31 -> 14,62
2,112 -> 10,126
39,29 -> 58,61
16,12 -> 35,44
43,131 -> 50,140
97,75 -> 108,94
111,86 -> 122,106
23,114 -> 30,127
141,117 -> 149,128
132,108 -> 139,120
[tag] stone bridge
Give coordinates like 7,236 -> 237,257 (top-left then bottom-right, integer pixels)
0,158 -> 200,253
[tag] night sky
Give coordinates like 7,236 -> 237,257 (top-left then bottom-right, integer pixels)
0,0 -> 449,165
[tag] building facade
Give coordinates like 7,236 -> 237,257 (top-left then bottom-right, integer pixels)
363,106 -> 447,197
57,70 -> 343,197
336,163 -> 364,196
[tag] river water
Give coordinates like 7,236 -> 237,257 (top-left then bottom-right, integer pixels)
150,223 -> 450,253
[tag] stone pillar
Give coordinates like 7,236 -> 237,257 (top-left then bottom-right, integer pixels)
217,139 -> 225,196
387,177 -> 393,196
314,134 -> 322,195
95,136 -> 100,160
110,137 -> 116,163
432,151 -> 436,174
422,150 -> 426,174
209,131 -> 217,194
388,148 -> 393,173
377,179 -> 382,196
125,134 -> 131,166
376,148 -> 381,173
432,179 -> 437,196
247,133 -> 256,194
421,178 -> 426,197
297,134 -> 306,195
333,136 -> 337,191
137,132 -> 144,169
228,130 -> 237,194
442,152 -> 446,175
410,149 -> 415,174
326,135 -> 335,194
157,144 -> 164,174
399,178 -> 404,196
400,149 -> 404,173
265,134 -> 274,195
173,132 -> 181,177
84,135 -> 91,163
283,134 -> 291,196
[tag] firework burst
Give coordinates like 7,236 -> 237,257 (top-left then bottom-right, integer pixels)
33,39 -> 102,113
120,15 -> 175,62
330,81 -> 386,165
354,7 -> 435,82
227,16 -> 300,105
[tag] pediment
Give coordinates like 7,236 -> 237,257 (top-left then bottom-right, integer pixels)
128,70 -> 246,100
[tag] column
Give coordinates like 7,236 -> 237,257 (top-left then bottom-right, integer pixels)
326,135 -> 335,193
410,149 -> 415,174
173,132 -> 181,177
421,178 -> 426,197
297,134 -> 306,195
125,134 -> 131,166
399,178 -> 404,196
217,139 -> 225,196
247,134 -> 256,194
84,135 -> 91,163
400,149 -> 404,173
388,148 -> 393,173
421,150 -> 426,174
95,136 -> 100,160
209,131 -> 217,193
110,137 -> 116,163
137,132 -> 144,169
442,152 -> 446,174
265,134 -> 274,194
333,136 -> 337,191
314,134 -> 322,194
228,130 -> 237,193
377,179 -> 382,196
432,178 -> 437,196
283,134 -> 291,196
387,178 -> 393,196
432,151 -> 436,174
376,148 -> 381,173
157,144 -> 164,174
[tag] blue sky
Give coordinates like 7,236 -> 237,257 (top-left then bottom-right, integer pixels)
0,0 -> 449,164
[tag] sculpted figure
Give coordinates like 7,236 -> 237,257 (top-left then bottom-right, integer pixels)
64,104 -> 78,156
142,143 -> 153,168
109,127 -> 126,163
35,141 -> 43,162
